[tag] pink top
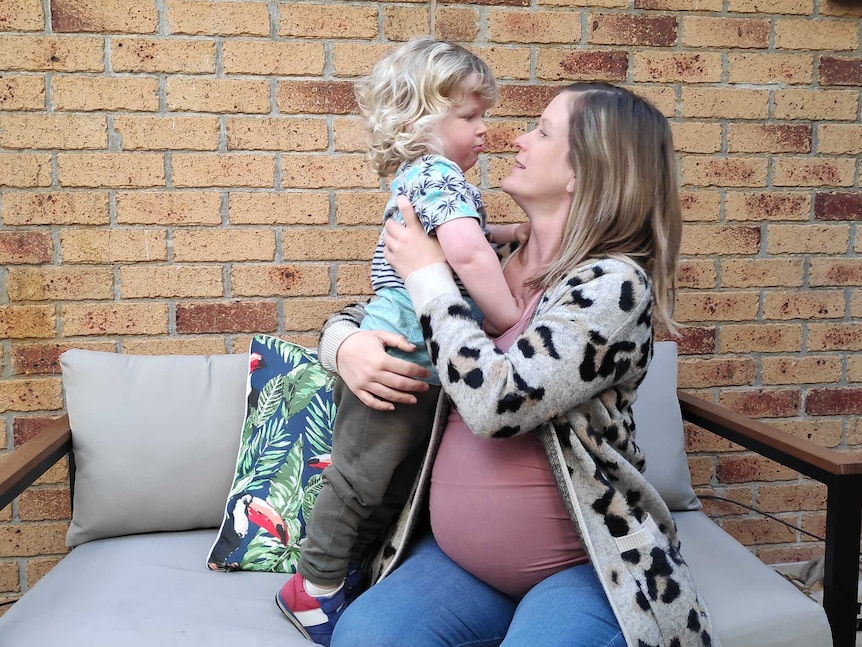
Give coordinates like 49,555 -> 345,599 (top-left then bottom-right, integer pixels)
429,292 -> 588,597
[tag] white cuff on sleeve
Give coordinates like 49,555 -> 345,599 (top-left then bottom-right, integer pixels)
403,263 -> 459,314
318,321 -> 359,373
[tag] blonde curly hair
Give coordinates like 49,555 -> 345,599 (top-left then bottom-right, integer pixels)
356,37 -> 497,178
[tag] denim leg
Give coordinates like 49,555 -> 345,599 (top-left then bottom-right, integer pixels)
331,534 -> 515,647
501,563 -> 626,647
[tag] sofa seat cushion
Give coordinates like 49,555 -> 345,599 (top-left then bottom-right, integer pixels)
0,530 -> 317,646
675,511 -> 832,647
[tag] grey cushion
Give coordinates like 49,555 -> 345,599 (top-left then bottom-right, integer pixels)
60,350 -> 248,547
0,530 -> 316,646
635,341 -> 701,511
675,510 -> 832,647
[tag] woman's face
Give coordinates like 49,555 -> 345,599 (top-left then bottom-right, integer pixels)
500,91 -> 575,208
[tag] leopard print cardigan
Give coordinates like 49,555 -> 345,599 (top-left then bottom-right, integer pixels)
319,257 -> 719,647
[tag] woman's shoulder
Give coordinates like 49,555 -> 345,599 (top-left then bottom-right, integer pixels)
542,257 -> 653,331
558,257 -> 650,291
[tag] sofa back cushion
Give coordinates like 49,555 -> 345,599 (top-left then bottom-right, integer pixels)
61,350 -> 248,547
634,341 -> 701,511
59,339 -> 698,548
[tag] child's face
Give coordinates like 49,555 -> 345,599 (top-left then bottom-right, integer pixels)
433,84 -> 489,173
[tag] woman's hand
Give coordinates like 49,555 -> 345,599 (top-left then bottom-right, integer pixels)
336,330 -> 431,411
383,195 -> 447,280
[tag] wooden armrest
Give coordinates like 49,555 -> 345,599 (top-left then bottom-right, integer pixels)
678,390 -> 862,647
0,415 -> 72,511
677,389 -> 862,482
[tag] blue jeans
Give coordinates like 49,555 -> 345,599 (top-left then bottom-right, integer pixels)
331,534 -> 626,647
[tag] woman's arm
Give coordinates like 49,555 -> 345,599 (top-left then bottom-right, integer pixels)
317,302 -> 431,411
385,197 -> 654,438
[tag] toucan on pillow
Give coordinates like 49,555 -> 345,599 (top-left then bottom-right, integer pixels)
206,334 -> 336,572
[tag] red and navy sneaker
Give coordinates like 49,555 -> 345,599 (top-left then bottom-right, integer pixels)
344,563 -> 366,604
276,573 -> 347,647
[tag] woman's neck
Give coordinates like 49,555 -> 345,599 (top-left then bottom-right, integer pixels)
504,214 -> 566,298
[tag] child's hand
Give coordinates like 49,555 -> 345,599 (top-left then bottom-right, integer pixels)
514,221 -> 531,245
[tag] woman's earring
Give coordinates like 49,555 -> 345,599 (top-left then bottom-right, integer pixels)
566,179 -> 575,193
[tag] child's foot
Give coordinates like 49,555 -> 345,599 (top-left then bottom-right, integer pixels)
344,563 -> 366,604
276,573 -> 346,646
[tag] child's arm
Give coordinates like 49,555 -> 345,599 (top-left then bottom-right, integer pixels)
434,217 -> 523,335
487,222 -> 530,245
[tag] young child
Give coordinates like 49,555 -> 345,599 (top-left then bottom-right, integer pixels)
276,37 -> 525,645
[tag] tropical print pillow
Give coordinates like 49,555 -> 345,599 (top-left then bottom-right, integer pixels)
206,334 -> 336,572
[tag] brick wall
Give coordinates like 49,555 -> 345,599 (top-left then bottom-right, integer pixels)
0,0 -> 860,611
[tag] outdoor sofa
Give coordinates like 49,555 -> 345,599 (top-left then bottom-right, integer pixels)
0,341 -> 858,646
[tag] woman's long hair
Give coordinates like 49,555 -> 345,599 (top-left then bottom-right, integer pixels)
535,83 -> 682,333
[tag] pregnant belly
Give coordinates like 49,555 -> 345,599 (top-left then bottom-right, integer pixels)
429,411 -> 587,597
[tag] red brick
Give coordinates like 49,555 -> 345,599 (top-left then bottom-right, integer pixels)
676,259 -> 716,289
719,388 -> 801,418
0,232 -> 52,264
758,545 -> 822,566
277,3 -> 377,39
0,522 -> 68,557
677,357 -> 756,388
763,290 -> 845,320
727,124 -> 811,154
175,301 -> 277,334
805,387 -> 862,416
674,291 -> 759,322
814,192 -> 862,221
50,0 -> 157,33
12,341 -> 115,375
719,258 -> 804,288
717,454 -> 797,484
632,52 -> 721,83
13,416 -> 59,445
0,74 -> 45,110
0,376 -> 63,412
685,425 -> 742,454
436,7 -> 480,42
489,9 -> 582,44
773,158 -> 855,188
761,355 -> 843,386
721,517 -> 797,546
682,16 -> 770,48
681,156 -> 767,188
687,455 -> 714,487
658,326 -> 715,354
588,13 -> 677,46
696,486 -> 755,517
62,303 -> 167,336
680,224 -> 761,255
230,264 -> 331,298
494,85 -> 559,117
809,259 -> 862,286
718,324 -> 803,353
725,191 -> 810,222
807,323 -> 862,351
679,190 -> 721,222
166,0 -> 269,36
536,50 -> 628,81
7,266 -> 113,301
772,419 -> 842,448
18,489 -> 70,521
820,56 -> 862,86
2,192 -> 109,226
276,81 -> 356,115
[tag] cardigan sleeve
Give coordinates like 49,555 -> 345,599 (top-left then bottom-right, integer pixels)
403,258 -> 654,439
